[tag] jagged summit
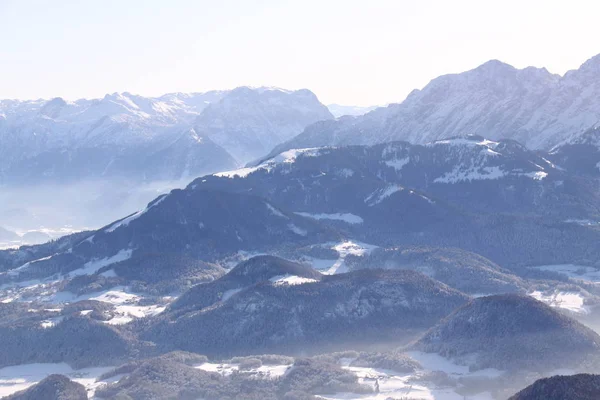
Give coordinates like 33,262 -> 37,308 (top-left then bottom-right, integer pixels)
272,53 -> 600,154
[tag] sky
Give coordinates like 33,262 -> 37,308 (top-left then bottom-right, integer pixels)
0,0 -> 599,106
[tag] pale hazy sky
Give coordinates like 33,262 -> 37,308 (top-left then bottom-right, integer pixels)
1,0 -> 599,106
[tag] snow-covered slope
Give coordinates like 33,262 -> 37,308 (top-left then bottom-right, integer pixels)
0,90 -> 231,184
0,87 -> 331,184
194,87 -> 333,164
272,53 -> 600,154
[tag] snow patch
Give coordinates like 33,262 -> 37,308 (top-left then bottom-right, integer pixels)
434,166 -> 506,183
365,185 -> 402,206
271,148 -> 323,164
68,249 -> 132,277
214,165 -> 264,178
288,224 -> 307,236
269,275 -> 318,286
195,362 -> 291,379
295,212 -> 363,224
266,203 -> 287,218
429,138 -> 499,148
214,148 -> 325,179
321,241 -> 378,274
385,157 -> 410,171
222,288 -> 243,301
520,171 -> 548,180
104,195 -> 167,232
529,290 -> 586,313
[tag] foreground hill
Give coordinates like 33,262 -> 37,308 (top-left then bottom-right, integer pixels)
0,305 -> 141,368
199,136 -> 600,267
4,374 -> 87,400
346,245 -> 526,295
412,294 -> 600,372
143,269 -> 469,356
4,135 -> 600,284
508,374 -> 600,400
0,190 -> 338,283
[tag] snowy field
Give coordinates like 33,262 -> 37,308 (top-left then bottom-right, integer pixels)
305,240 -> 378,275
529,290 -> 587,314
196,362 -> 291,379
194,353 -> 503,400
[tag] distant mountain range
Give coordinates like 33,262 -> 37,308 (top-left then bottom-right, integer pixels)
0,87 -> 332,185
269,54 -> 600,157
326,103 -> 379,118
412,294 -> 600,372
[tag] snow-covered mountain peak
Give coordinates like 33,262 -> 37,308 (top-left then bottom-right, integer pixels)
473,59 -> 516,75
194,87 -> 333,164
274,52 -> 600,153
0,86 -> 331,188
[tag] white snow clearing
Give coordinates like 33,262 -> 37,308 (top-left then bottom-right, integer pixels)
104,195 -> 167,233
195,362 -> 291,379
214,165 -> 264,178
365,185 -> 402,206
385,157 -> 410,171
288,224 -> 307,236
214,148 -> 325,179
266,203 -> 287,218
68,249 -> 133,277
221,288 -> 243,302
51,288 -> 167,324
434,166 -> 506,184
429,138 -> 500,148
7,255 -> 53,277
269,275 -> 318,286
295,212 -> 364,224
529,290 -> 586,314
309,241 -> 378,275
434,166 -> 548,184
319,352 -> 500,400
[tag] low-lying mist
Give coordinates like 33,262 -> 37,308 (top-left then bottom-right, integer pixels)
0,178 -> 192,243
